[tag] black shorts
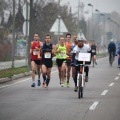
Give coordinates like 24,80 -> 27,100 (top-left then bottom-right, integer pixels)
66,59 -> 71,66
91,53 -> 96,56
31,59 -> 41,65
42,60 -> 53,68
56,59 -> 66,67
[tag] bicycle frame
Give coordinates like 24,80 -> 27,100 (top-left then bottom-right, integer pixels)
109,52 -> 114,66
77,62 -> 85,87
77,61 -> 86,99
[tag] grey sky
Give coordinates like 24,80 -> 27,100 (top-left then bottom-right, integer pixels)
58,0 -> 120,18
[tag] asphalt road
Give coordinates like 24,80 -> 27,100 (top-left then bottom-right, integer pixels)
0,56 -> 120,120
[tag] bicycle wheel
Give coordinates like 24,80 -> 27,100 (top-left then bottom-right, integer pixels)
78,75 -> 82,99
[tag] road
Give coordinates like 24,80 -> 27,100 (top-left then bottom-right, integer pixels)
0,56 -> 120,120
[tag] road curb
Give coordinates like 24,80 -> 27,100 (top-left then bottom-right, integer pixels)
0,71 -> 32,84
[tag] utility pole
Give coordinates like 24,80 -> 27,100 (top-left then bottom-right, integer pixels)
11,0 -> 15,68
28,0 -> 34,69
58,0 -> 60,42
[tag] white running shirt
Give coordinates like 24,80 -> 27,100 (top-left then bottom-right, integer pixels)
73,44 -> 91,60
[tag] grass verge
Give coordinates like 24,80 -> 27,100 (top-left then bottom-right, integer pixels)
0,66 -> 30,78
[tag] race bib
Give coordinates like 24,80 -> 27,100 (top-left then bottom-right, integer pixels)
33,50 -> 38,55
59,53 -> 65,58
92,49 -> 95,53
44,52 -> 51,58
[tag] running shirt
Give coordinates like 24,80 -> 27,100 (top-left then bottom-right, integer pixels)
64,42 -> 73,60
91,44 -> 97,54
73,44 -> 91,60
56,44 -> 67,59
31,41 -> 41,60
42,42 -> 53,61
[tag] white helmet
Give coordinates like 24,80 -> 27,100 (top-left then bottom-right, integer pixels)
110,39 -> 114,42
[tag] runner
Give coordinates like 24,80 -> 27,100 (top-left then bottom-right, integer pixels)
30,33 -> 42,87
71,35 -> 78,88
41,35 -> 55,89
64,33 -> 73,87
90,40 -> 98,67
55,37 -> 67,87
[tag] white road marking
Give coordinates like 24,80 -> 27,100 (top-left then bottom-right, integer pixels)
0,78 -> 31,89
89,101 -> 99,110
101,90 -> 108,95
109,83 -> 114,86
0,70 -> 58,89
115,77 -> 119,80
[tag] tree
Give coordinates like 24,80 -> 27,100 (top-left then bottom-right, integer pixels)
15,0 -> 24,32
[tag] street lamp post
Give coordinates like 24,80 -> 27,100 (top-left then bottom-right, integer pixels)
58,0 -> 60,42
88,3 -> 94,40
95,9 -> 100,44
11,0 -> 15,68
101,13 -> 106,45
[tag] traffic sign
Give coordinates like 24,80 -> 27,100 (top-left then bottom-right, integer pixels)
50,17 -> 68,33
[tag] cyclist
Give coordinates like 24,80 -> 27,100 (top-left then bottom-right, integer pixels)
64,33 -> 73,87
91,40 -> 98,67
108,39 -> 116,63
41,35 -> 55,89
55,37 -> 67,87
30,33 -> 42,87
71,37 -> 91,92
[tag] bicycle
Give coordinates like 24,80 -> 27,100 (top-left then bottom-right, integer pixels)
109,52 -> 114,66
75,53 -> 91,99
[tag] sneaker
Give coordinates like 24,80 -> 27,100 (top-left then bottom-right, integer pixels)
74,86 -> 78,92
61,83 -> 64,87
85,76 -> 88,82
31,83 -> 35,87
44,84 -> 49,89
66,81 -> 70,87
38,80 -> 41,86
42,83 -> 45,87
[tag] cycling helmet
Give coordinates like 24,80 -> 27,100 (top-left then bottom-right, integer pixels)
110,39 -> 114,42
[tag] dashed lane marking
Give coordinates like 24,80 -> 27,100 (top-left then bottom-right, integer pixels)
109,83 -> 114,86
101,90 -> 108,95
89,101 -> 99,110
115,77 -> 119,80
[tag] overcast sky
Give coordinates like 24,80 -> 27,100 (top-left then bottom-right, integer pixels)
57,0 -> 120,19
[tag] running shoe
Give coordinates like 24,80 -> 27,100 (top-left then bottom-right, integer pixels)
44,84 -> 49,89
61,83 -> 64,87
74,86 -> 78,92
42,83 -> 45,87
85,76 -> 88,82
31,83 -> 35,87
38,79 -> 41,86
66,81 -> 70,87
